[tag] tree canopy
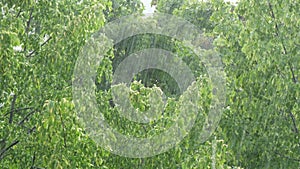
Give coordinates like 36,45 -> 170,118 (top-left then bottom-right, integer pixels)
0,0 -> 299,168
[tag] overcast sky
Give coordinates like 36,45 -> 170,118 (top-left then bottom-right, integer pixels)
141,0 -> 156,13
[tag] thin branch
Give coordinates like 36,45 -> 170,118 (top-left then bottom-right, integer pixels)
18,110 -> 36,125
9,94 -> 17,124
40,36 -> 53,47
26,36 -> 52,58
274,65 -> 285,79
267,1 -> 299,134
267,51 -> 286,79
275,151 -> 300,162
4,107 -> 34,116
58,111 -> 67,148
0,140 -> 19,160
16,8 -> 22,18
24,7 -> 34,53
0,139 -> 5,150
288,62 -> 297,84
30,151 -> 36,169
267,1 -> 279,36
27,126 -> 36,134
267,0 -> 297,84
289,111 -> 299,134
25,7 -> 34,34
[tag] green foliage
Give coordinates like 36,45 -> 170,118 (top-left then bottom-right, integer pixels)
104,0 -> 144,21
173,0 -> 215,32
211,0 -> 300,168
0,0 -> 110,168
1,0 -> 299,168
156,0 -> 184,14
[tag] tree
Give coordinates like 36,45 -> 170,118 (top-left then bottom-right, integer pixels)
0,0 -> 110,168
211,0 -> 300,168
2,0 -> 298,168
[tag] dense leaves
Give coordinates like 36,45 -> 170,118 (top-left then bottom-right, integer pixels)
211,0 -> 300,168
1,0 -> 299,168
1,0 -> 110,168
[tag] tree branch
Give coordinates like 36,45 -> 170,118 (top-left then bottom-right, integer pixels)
288,62 -> 297,84
4,107 -> 34,116
58,111 -> 67,148
16,8 -> 22,18
275,151 -> 300,162
25,7 -> 34,34
26,36 -> 52,58
9,94 -> 17,124
267,51 -> 286,79
0,140 -> 19,160
267,0 -> 297,84
18,110 -> 36,125
288,110 -> 299,134
268,1 -> 299,134
28,126 -> 36,134
30,151 -> 36,169
24,7 -> 34,53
